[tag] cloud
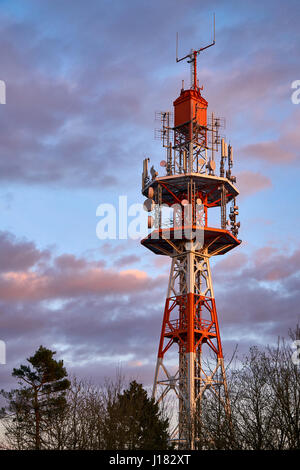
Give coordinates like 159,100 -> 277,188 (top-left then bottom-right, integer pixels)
119,269 -> 148,280
0,0 -> 299,188
214,243 -> 300,285
0,229 -> 299,393
236,171 -> 272,199
239,141 -> 293,163
0,0 -> 300,395
0,231 -> 50,272
113,254 -> 140,267
0,258 -> 160,302
238,109 -> 300,164
212,244 -> 300,356
0,228 -> 166,389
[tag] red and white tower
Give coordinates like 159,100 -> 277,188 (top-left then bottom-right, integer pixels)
141,28 -> 241,449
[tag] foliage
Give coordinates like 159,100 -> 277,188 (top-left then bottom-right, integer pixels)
1,345 -> 70,449
1,327 -> 299,450
194,326 -> 300,450
102,380 -> 171,450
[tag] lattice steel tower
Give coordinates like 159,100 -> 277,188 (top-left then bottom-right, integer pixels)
141,26 -> 241,449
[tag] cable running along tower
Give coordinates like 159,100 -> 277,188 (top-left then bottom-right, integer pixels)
141,20 -> 241,449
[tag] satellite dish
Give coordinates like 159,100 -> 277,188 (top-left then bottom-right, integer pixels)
208,160 -> 216,171
143,198 -> 154,212
148,187 -> 154,199
160,160 -> 167,167
181,199 -> 189,206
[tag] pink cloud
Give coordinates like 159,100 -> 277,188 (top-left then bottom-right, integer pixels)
113,254 -> 140,268
153,256 -> 171,269
239,141 -> 294,163
0,231 -> 164,302
215,243 -> 300,285
238,109 -> 300,164
0,231 -> 50,272
0,257 -> 160,301
236,171 -> 272,199
1,230 -> 300,393
119,269 -> 148,280
214,251 -> 248,273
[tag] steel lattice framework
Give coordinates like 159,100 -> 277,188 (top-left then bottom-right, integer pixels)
152,248 -> 230,448
141,30 -> 241,449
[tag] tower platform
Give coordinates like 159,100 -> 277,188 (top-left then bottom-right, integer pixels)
142,173 -> 239,207
141,226 -> 241,257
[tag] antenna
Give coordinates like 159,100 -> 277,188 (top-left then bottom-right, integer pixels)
176,13 -> 215,89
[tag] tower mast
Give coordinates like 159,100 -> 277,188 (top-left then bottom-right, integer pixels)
142,19 -> 241,449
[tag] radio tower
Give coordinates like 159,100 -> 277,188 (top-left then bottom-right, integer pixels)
141,18 -> 241,449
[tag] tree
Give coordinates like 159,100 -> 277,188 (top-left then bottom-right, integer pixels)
103,380 -> 171,450
51,376 -> 107,450
193,326 -> 300,450
1,345 -> 70,450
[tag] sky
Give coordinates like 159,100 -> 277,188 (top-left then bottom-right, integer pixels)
0,0 -> 299,392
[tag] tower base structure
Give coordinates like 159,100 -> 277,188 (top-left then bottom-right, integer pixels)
152,244 -> 231,449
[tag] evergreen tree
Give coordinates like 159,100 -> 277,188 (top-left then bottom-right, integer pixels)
103,380 -> 171,450
1,345 -> 70,449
